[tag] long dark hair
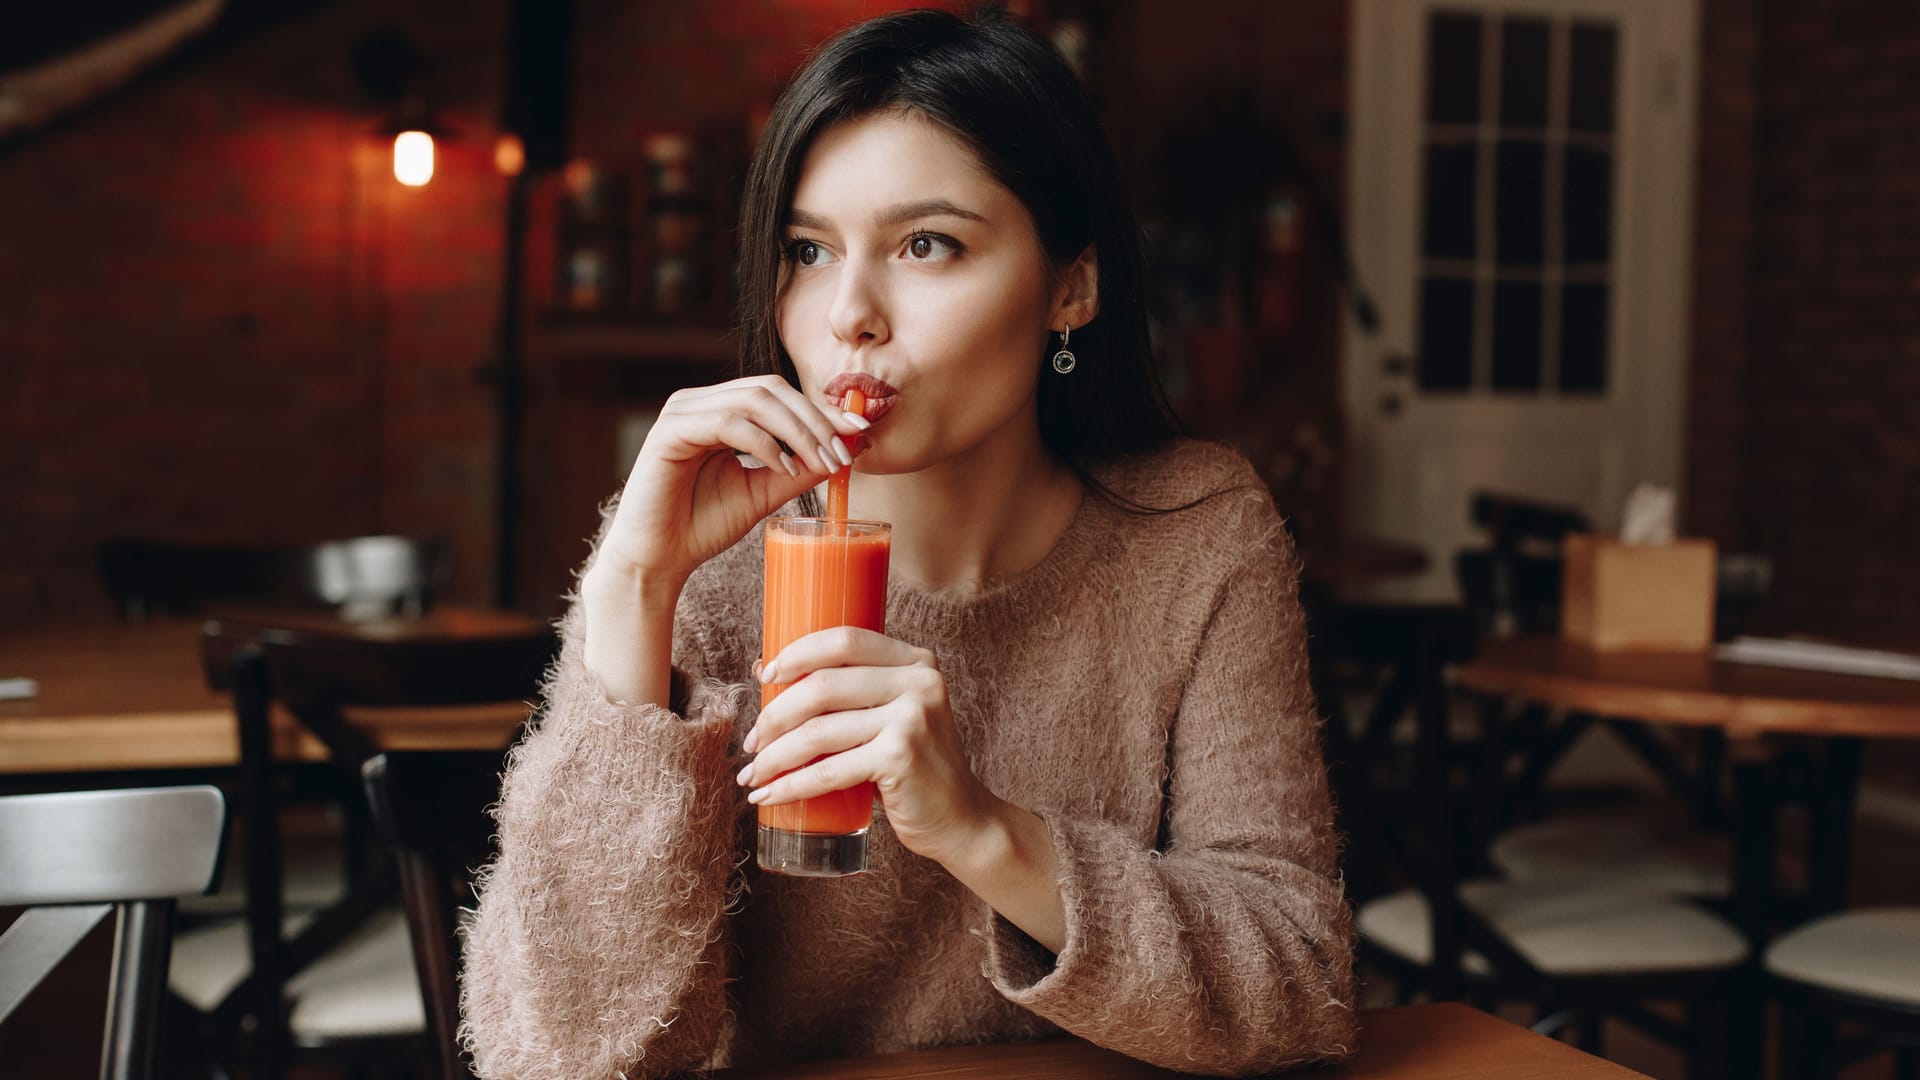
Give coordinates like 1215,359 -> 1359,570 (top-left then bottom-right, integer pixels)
735,7 -> 1197,509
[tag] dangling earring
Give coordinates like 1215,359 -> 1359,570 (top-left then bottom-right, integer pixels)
1051,324 -> 1077,375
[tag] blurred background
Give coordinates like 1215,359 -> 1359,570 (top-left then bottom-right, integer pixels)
2,2 -> 1918,1077
2,0 -> 1914,643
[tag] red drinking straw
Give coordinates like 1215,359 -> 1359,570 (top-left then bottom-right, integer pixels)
826,389 -> 864,522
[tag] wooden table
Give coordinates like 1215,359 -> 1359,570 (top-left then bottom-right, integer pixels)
712,1003 -> 1645,1079
1455,634 -> 1920,1077
1456,635 -> 1920,741
1454,635 -> 1920,915
0,612 -> 543,775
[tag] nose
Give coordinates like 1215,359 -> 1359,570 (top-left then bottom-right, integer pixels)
826,255 -> 888,348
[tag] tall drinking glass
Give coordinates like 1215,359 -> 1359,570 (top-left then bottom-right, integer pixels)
757,516 -> 891,876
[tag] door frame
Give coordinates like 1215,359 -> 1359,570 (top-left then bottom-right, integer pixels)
1343,0 -> 1701,530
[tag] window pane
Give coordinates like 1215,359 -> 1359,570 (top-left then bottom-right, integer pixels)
1492,280 -> 1543,391
1496,140 -> 1546,266
1428,13 -> 1483,125
1499,18 -> 1551,128
1419,277 -> 1475,392
1423,143 -> 1477,259
1561,283 -> 1609,393
1564,145 -> 1613,264
1569,22 -> 1618,133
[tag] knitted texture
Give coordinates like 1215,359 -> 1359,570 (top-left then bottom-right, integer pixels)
460,438 -> 1357,1078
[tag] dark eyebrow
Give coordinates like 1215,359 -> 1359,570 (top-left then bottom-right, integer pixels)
786,199 -> 990,231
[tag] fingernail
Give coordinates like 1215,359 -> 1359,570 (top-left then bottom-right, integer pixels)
747,788 -> 768,804
759,660 -> 778,684
736,762 -> 754,786
743,728 -> 758,753
833,438 -> 854,467
779,451 -> 799,478
817,445 -> 838,473
842,411 -> 871,430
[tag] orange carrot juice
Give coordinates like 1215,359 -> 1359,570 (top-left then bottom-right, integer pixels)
757,516 -> 890,876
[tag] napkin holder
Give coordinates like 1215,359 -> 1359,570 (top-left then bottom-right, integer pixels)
1561,533 -> 1717,652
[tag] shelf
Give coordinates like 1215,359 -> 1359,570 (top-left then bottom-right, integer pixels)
529,313 -> 736,364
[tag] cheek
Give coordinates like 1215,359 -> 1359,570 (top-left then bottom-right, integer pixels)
774,279 -> 833,387
900,268 -> 1048,379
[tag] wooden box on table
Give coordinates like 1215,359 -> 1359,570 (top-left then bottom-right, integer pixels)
1561,533 -> 1717,652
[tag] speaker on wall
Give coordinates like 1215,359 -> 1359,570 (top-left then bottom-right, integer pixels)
503,0 -> 571,171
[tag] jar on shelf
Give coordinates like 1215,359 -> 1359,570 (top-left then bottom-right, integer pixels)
556,160 -> 630,312
642,132 -> 710,315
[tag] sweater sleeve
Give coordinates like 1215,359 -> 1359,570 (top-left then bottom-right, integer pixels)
459,523 -> 753,1079
982,518 -> 1358,1076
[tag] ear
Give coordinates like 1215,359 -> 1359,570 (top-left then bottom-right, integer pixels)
1048,245 -> 1099,333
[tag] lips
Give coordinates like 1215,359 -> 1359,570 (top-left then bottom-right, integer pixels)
821,372 -> 900,422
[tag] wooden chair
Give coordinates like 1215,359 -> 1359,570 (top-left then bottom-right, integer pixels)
1324,609 -> 1746,1075
1453,491 -> 1589,641
0,785 -> 227,1080
1767,907 -> 1920,1079
98,535 -> 452,622
170,619 -> 555,1079
1452,491 -> 1737,899
362,750 -> 513,1080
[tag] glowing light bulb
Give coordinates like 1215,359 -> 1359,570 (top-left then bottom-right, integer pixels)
393,130 -> 435,186
494,133 -> 525,177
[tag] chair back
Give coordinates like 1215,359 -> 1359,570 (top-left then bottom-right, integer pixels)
1309,603 -> 1477,992
363,751 -> 510,1080
1327,611 -> 1580,999
99,536 -> 451,621
0,786 -> 226,1080
1454,492 -> 1589,638
193,619 -> 554,1076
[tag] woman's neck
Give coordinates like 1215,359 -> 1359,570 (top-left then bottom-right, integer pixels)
845,410 -> 1084,594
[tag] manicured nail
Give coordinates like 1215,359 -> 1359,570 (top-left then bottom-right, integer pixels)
833,438 -> 854,467
747,787 -> 768,804
779,452 -> 799,478
759,661 -> 778,684
817,444 -> 839,473
842,411 -> 871,430
736,762 -> 755,786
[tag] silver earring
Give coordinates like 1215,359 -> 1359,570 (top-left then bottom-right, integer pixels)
1051,324 -> 1077,375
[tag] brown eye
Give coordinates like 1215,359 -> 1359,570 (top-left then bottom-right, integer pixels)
908,235 -> 932,259
797,241 -> 821,265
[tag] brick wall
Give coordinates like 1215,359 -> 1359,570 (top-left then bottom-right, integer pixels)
1688,0 -> 1920,644
4,0 -> 1913,640
0,0 -> 511,621
1683,0 -> 1760,550
0,0 -> 937,622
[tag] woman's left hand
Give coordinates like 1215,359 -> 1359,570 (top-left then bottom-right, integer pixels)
739,627 -> 996,865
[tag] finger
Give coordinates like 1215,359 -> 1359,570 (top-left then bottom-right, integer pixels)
747,743 -> 882,807
713,415 -> 804,478
720,384 -> 843,475
739,706 -> 888,787
758,375 -> 869,449
760,627 -> 933,687
747,667 -> 902,753
668,392 -> 829,476
693,377 -> 866,463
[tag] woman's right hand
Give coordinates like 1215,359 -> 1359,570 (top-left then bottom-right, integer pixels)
580,375 -> 865,707
592,374 -> 867,591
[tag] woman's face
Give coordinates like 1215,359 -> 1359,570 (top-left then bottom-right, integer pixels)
775,110 -> 1068,475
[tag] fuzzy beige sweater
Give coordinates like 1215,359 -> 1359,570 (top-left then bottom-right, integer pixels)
460,438 -> 1356,1078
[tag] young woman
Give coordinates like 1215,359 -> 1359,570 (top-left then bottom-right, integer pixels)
461,10 -> 1354,1078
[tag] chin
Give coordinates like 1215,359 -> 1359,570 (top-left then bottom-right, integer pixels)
852,433 -> 943,477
